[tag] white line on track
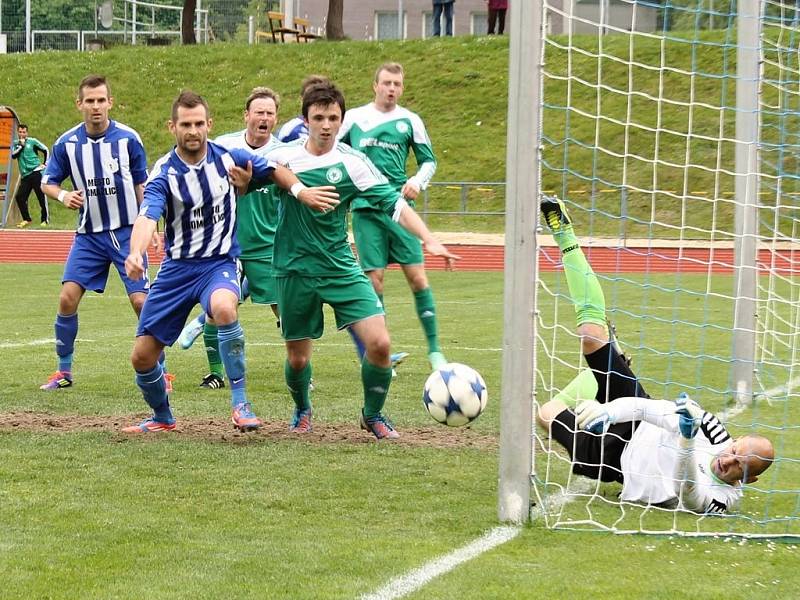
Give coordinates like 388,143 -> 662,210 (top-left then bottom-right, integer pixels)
360,526 -> 521,600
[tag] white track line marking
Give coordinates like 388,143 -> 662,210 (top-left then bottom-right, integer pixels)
361,526 -> 521,600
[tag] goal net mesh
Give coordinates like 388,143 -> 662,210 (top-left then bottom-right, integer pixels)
533,0 -> 800,537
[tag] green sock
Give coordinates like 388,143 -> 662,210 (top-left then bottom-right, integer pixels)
362,359 -> 393,419
552,226 -> 606,327
413,287 -> 440,354
203,323 -> 224,377
285,360 -> 312,411
553,369 -> 599,408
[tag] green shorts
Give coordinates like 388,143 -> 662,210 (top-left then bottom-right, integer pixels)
241,257 -> 277,305
275,271 -> 384,340
352,209 -> 423,271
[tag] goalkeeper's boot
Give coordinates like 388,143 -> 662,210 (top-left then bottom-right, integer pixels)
122,417 -> 176,434
232,402 -> 262,432
360,411 -> 400,440
199,373 -> 225,389
428,351 -> 448,371
40,370 -> 73,390
289,407 -> 313,433
177,315 -> 205,350
540,195 -> 572,234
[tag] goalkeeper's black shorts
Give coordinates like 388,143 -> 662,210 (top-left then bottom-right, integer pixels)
551,408 -> 638,483
550,341 -> 648,483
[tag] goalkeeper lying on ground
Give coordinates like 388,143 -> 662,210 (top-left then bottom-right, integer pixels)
536,196 -> 774,514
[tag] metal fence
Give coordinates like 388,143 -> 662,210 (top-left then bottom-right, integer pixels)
419,181 -> 505,231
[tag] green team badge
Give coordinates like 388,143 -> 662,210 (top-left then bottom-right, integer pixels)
326,167 -> 343,183
395,121 -> 409,133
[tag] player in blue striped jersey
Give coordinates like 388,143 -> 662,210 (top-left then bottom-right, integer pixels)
276,74 -> 328,143
40,75 -> 150,391
122,91 -> 338,433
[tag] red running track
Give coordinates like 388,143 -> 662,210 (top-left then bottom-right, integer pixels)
1,230 -> 798,274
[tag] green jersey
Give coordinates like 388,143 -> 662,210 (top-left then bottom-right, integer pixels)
11,137 -> 48,178
214,129 -> 284,261
270,141 -> 401,277
338,103 -> 436,193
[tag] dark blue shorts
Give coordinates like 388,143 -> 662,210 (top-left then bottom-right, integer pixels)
62,227 -> 149,295
137,256 -> 241,346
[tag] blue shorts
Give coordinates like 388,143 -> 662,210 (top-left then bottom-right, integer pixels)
137,256 -> 241,346
63,227 -> 149,295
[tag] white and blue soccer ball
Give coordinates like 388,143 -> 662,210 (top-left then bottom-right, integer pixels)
423,363 -> 488,427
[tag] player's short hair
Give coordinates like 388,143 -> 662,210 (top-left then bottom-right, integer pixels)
300,74 -> 329,96
302,81 -> 346,119
171,90 -> 209,122
245,87 -> 280,111
18,123 -> 28,130
374,62 -> 404,83
78,74 -> 110,100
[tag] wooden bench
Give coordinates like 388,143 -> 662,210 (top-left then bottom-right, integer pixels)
255,12 -> 319,43
293,17 -> 320,43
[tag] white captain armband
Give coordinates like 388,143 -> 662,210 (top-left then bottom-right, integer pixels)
392,197 -> 410,222
290,182 -> 307,198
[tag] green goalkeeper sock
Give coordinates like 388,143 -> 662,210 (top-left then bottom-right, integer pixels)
552,226 -> 606,327
362,359 -> 393,419
553,369 -> 599,408
285,360 -> 312,411
413,287 -> 441,354
203,323 -> 224,377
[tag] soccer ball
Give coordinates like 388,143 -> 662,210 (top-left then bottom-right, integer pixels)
422,363 -> 488,426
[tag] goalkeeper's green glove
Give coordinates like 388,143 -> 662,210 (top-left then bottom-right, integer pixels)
675,392 -> 703,439
575,399 -> 611,434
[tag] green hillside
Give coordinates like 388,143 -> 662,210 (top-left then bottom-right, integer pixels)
2,34 -> 795,236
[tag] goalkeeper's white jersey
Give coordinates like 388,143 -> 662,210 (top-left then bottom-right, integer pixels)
620,413 -> 743,513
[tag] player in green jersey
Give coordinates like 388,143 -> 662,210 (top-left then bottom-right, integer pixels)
339,62 -> 448,371
178,87 -> 303,389
270,81 -> 459,440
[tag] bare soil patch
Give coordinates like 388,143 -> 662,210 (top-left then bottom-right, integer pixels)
0,411 -> 497,450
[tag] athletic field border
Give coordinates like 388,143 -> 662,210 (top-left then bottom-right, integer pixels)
2,230 -> 798,274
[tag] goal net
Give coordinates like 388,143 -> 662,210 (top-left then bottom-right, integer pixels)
530,0 -> 800,537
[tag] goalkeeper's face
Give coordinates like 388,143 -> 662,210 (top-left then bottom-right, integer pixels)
713,435 -> 774,485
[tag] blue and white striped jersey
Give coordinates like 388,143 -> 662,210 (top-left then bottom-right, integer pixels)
42,120 -> 148,234
141,141 -> 277,260
276,116 -> 307,143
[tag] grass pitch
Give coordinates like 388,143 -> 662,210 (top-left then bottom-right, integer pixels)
1,265 -> 798,599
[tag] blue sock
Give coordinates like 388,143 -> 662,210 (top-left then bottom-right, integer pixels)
55,313 -> 78,372
219,321 -> 247,407
135,364 -> 173,422
347,327 -> 366,361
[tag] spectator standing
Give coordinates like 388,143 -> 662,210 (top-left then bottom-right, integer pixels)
432,0 -> 455,37
487,0 -> 508,35
11,123 -> 49,227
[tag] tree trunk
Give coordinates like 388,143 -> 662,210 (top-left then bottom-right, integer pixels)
182,0 -> 197,44
326,0 -> 345,40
